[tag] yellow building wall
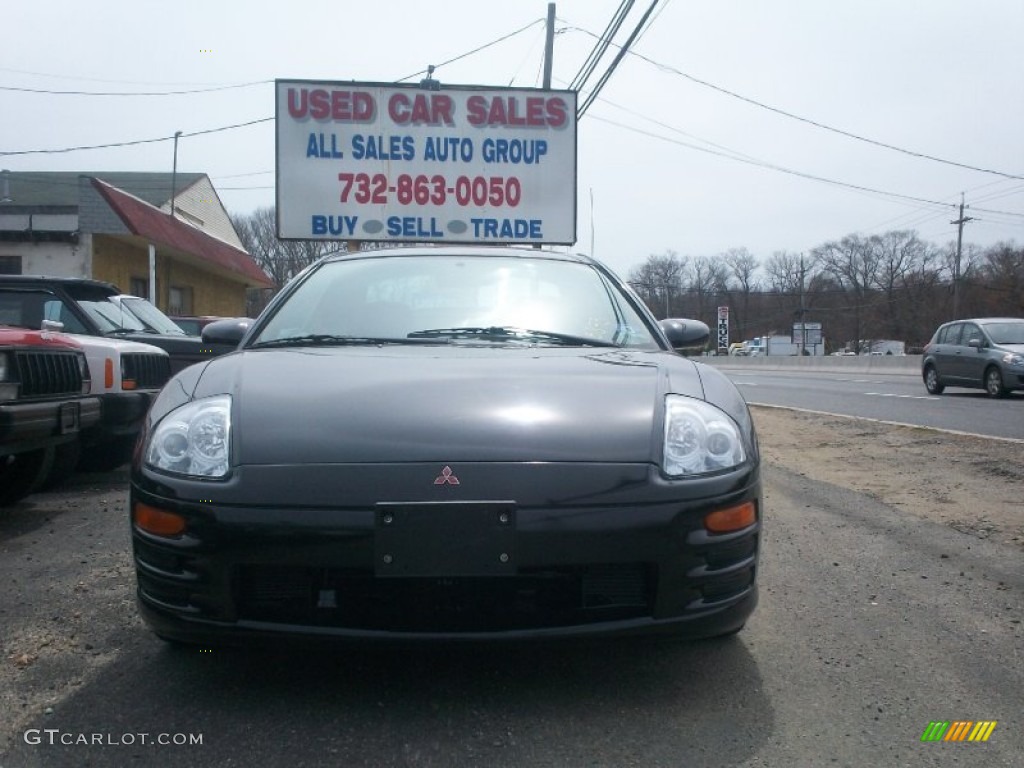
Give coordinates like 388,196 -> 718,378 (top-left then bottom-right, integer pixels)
91,235 -> 248,316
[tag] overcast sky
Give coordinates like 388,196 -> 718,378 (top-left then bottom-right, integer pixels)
5,0 -> 1023,277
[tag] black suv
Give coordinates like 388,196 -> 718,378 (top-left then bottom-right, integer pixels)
0,276 -> 240,375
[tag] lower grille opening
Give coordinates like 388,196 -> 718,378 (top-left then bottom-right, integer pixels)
234,563 -> 654,632
699,567 -> 754,602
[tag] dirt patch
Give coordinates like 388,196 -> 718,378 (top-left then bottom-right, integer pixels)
751,405 -> 1024,548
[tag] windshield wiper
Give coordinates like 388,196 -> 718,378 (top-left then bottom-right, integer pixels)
250,334 -> 435,349
406,326 -> 615,346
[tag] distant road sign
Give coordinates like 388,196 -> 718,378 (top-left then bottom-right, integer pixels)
793,322 -> 822,346
717,306 -> 729,351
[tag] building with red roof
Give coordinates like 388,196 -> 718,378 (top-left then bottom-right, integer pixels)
0,171 -> 272,317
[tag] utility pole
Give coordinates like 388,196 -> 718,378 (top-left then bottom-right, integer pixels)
797,254 -> 807,355
951,193 -> 973,319
542,3 -> 555,90
536,3 -> 556,251
170,130 -> 182,220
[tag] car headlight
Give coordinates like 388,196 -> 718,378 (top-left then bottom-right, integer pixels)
663,395 -> 746,476
145,395 -> 232,478
1002,352 -> 1024,367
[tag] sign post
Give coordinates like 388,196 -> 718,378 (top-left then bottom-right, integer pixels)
717,306 -> 729,354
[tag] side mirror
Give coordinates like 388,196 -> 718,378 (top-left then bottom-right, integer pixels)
967,337 -> 983,349
41,319 -> 64,333
659,318 -> 710,349
201,317 -> 252,346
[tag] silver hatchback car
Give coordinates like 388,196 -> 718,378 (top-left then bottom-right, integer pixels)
922,317 -> 1024,397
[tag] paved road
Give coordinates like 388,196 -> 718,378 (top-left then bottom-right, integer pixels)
707,365 -> 1024,441
1,466 -> 1020,767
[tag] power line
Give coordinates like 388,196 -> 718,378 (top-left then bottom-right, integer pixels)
0,66 -> 241,87
0,80 -> 272,96
565,25 -> 1024,180
0,117 -> 274,157
588,112 -> 959,209
1,19 -> 549,159
973,206 -> 1024,219
569,0 -> 634,92
394,18 -> 546,83
577,0 -> 663,119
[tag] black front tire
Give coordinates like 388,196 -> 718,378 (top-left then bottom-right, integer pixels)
0,448 -> 53,507
984,366 -> 1008,398
40,440 -> 82,490
923,365 -> 944,395
79,436 -> 136,472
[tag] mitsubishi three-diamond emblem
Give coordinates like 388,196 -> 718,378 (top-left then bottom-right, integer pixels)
433,465 -> 460,485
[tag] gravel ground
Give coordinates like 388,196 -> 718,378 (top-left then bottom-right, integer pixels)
1,407 -> 1020,756
750,405 -> 1023,549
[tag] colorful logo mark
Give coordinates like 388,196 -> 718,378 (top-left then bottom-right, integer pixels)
921,721 -> 997,742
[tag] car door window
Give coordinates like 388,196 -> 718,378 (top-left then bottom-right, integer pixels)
938,323 -> 962,345
961,323 -> 983,347
43,299 -> 89,334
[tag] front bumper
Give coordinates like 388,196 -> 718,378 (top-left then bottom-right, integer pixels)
87,391 -> 159,441
130,462 -> 760,643
0,396 -> 101,455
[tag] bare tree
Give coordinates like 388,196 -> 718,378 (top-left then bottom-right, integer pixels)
628,251 -> 686,318
977,242 -> 1024,316
761,250 -> 823,343
813,235 -> 880,353
870,230 -> 928,340
720,247 -> 759,341
231,206 -> 344,289
686,255 -> 726,322
940,240 -> 986,318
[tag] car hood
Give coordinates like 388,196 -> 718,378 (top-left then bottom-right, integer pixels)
194,346 -> 708,465
70,334 -> 169,356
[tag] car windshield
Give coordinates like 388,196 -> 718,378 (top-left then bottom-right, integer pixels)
252,254 -> 660,350
117,296 -> 187,335
55,283 -> 149,334
983,321 -> 1024,345
78,298 -> 149,333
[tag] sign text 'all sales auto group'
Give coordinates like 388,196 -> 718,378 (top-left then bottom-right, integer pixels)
275,80 -> 578,244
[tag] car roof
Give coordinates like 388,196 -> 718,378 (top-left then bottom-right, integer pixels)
943,317 -> 1024,325
0,274 -> 119,292
321,246 -> 597,267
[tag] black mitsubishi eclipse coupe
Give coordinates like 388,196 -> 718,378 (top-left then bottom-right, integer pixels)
130,247 -> 761,644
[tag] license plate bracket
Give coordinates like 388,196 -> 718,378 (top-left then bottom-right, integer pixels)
58,402 -> 80,435
374,502 -> 516,577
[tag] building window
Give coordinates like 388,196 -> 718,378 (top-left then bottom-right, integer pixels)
169,285 -> 193,315
130,277 -> 149,299
0,255 -> 22,275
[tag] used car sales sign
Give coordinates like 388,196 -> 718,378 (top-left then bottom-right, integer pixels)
276,80 -> 578,244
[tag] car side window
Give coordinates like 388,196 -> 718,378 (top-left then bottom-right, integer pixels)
961,323 -> 983,347
43,299 -> 89,334
938,323 -> 962,345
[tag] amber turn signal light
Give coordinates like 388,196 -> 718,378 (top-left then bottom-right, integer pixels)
704,501 -> 757,534
133,503 -> 186,537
